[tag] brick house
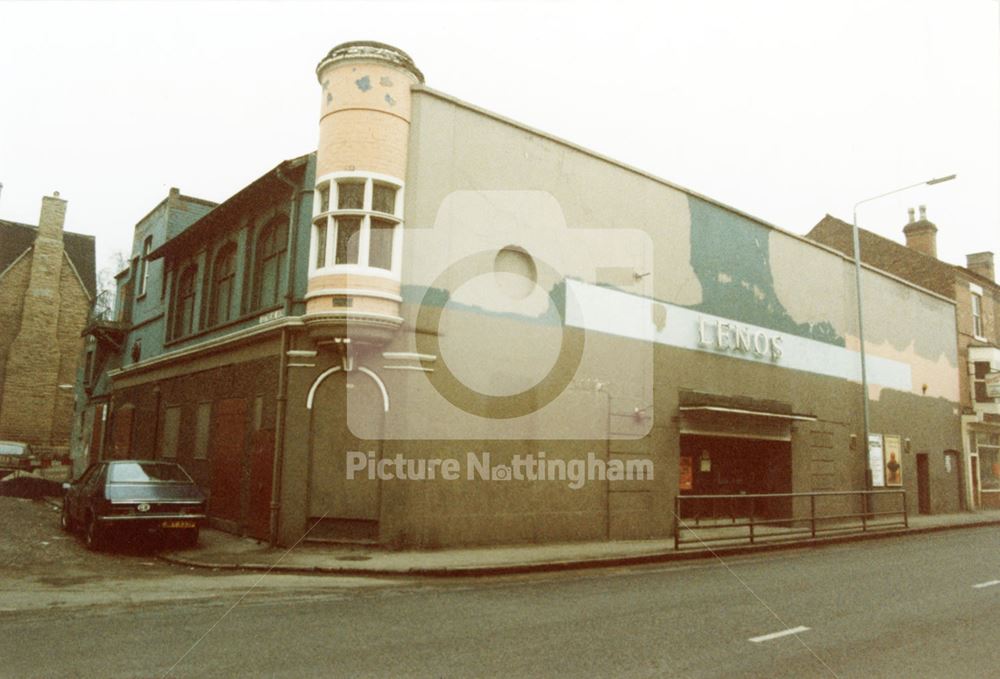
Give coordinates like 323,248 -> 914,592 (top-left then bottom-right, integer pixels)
0,193 -> 96,459
808,208 -> 1000,509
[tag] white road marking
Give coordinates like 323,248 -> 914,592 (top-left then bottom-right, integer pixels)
749,626 -> 811,643
973,580 -> 1000,589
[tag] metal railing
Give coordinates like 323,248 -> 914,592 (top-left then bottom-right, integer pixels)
674,489 -> 907,550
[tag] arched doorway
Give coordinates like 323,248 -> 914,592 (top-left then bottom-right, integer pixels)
306,367 -> 387,542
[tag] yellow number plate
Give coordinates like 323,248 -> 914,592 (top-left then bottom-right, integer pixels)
162,520 -> 196,529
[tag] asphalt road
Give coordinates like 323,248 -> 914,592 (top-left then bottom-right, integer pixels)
3,510 -> 999,679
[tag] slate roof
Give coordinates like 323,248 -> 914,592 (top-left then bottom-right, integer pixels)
0,219 -> 97,298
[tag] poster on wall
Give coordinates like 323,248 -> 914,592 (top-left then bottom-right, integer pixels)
679,456 -> 693,490
868,434 -> 885,487
883,435 -> 903,487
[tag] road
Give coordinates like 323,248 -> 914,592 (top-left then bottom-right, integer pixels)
2,497 -> 1000,678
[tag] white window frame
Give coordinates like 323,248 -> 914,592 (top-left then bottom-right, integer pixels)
310,171 -> 404,279
970,283 -> 984,340
137,236 -> 152,298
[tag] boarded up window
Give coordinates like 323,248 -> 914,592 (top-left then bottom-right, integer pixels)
162,406 -> 181,459
194,402 -> 211,459
111,406 -> 133,459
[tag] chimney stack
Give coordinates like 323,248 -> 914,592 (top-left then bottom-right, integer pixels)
907,207 -> 915,223
903,205 -> 938,258
966,251 -> 996,283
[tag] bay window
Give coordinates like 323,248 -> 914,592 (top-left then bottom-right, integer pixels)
311,173 -> 403,276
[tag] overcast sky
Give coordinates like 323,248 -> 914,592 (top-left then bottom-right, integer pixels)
1,0 -> 997,278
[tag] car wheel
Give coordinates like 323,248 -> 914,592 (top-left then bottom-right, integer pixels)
84,514 -> 104,551
60,504 -> 73,533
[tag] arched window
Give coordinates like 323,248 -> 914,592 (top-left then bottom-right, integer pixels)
209,243 -> 237,326
252,217 -> 287,310
172,265 -> 198,339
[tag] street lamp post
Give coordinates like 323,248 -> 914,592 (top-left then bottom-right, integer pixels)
852,173 -> 957,489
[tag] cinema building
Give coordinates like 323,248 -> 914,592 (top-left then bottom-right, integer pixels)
79,42 -> 964,548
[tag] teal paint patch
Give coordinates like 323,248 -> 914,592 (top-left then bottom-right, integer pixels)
401,281 -> 567,328
355,75 -> 371,92
687,196 -> 844,347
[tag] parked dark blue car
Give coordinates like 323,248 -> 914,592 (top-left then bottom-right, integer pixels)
62,460 -> 206,550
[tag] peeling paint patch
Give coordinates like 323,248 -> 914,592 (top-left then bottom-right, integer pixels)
384,93 -> 396,106
380,76 -> 393,87
355,75 -> 371,92
322,79 -> 329,91
326,93 -> 333,105
651,303 -> 667,332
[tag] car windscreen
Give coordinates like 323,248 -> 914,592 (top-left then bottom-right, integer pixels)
108,462 -> 193,484
0,442 -> 27,456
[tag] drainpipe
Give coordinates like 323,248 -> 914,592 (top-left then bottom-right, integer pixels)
151,386 -> 161,457
268,163 -> 301,545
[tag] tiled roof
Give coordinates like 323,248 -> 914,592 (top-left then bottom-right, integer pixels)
806,214 -> 956,300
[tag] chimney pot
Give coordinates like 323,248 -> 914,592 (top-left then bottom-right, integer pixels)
903,206 -> 938,258
907,207 -> 915,223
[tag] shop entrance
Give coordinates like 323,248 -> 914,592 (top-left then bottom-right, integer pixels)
679,434 -> 792,520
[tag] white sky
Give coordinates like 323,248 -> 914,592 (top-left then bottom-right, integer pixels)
1,0 -> 998,277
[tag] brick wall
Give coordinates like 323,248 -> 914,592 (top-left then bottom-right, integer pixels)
0,195 -> 91,454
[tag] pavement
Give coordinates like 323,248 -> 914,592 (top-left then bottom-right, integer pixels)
159,508 -> 1000,577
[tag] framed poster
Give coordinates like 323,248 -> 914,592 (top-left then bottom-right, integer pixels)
679,456 -> 693,490
868,434 -> 885,487
883,434 -> 903,487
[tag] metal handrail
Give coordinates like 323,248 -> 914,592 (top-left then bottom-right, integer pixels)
674,489 -> 907,550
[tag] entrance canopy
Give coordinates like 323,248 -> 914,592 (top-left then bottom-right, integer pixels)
677,390 -> 817,442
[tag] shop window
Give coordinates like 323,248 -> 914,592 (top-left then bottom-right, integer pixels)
162,406 -> 181,459
311,174 -> 402,276
194,402 -> 211,460
252,218 -> 287,310
977,432 -> 1000,491
209,243 -> 237,326
172,266 -> 198,339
